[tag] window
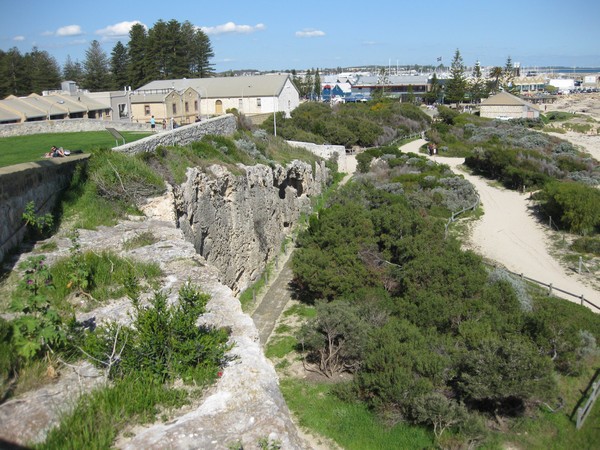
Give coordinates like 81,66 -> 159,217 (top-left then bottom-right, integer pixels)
144,105 -> 150,115
239,99 -> 243,110
194,100 -> 198,111
185,102 -> 189,113
172,103 -> 177,115
256,98 -> 261,107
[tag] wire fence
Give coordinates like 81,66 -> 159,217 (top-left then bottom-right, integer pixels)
444,195 -> 481,239
484,262 -> 600,312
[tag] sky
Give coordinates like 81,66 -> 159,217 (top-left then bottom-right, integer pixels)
1,0 -> 599,73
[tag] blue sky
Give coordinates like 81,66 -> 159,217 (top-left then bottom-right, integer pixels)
1,0 -> 599,72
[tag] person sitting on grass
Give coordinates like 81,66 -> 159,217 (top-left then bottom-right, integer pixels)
44,146 -> 65,158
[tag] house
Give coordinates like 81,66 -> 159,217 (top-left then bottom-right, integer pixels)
479,92 -> 540,120
130,74 -> 300,126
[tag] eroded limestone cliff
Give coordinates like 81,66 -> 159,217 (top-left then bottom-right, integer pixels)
175,160 -> 328,293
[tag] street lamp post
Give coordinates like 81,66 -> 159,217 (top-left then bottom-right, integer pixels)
241,85 -> 251,113
47,100 -> 65,120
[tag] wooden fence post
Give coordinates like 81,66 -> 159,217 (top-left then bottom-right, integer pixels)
548,283 -> 553,296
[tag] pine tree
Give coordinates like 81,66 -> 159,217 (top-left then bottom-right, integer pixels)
63,55 -> 84,85
111,41 -> 129,90
502,56 -> 517,93
127,23 -> 148,89
469,61 -> 485,103
82,40 -> 111,91
23,47 -> 61,94
0,47 -> 25,97
445,49 -> 467,104
146,19 -> 169,80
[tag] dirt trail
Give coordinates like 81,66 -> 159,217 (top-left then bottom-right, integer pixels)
401,139 -> 600,310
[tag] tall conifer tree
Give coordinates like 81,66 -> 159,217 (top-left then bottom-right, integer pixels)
82,40 -> 111,91
445,49 -> 467,104
111,41 -> 129,90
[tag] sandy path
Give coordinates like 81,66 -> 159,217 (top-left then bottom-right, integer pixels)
400,139 -> 600,310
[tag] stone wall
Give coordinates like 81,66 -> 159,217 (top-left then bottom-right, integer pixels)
286,140 -> 353,172
0,119 -> 151,138
175,160 -> 327,293
113,115 -> 237,155
0,155 -> 89,263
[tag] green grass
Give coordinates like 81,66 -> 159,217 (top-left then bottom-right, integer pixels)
282,303 -> 316,319
123,231 -> 159,250
0,131 -> 151,168
6,250 -> 162,314
37,374 -> 189,450
280,379 -> 434,450
265,336 -> 297,359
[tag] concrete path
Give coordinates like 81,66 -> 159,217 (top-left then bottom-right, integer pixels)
251,155 -> 358,345
401,139 -> 600,310
251,249 -> 295,345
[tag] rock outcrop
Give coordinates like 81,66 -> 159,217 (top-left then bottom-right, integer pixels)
175,160 -> 327,293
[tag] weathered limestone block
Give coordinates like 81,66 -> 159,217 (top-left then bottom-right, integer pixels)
175,160 -> 327,293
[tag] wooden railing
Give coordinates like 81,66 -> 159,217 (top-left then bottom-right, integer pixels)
576,371 -> 600,429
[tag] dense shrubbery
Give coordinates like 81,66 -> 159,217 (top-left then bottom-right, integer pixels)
292,156 -> 600,443
534,181 -> 600,235
261,100 -> 431,148
429,112 -> 600,193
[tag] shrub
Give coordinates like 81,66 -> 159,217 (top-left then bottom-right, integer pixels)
84,282 -> 229,384
571,236 -> 600,255
537,181 -> 600,235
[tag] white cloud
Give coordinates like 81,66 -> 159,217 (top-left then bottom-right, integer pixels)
96,21 -> 145,38
56,25 -> 83,37
201,22 -> 265,35
13,35 -> 25,41
295,29 -> 325,38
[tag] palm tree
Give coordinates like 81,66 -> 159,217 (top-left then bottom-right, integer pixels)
490,67 -> 503,93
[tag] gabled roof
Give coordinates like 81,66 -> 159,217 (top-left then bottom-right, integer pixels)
481,91 -> 539,110
137,74 -> 295,98
0,96 -> 46,119
0,104 -> 21,122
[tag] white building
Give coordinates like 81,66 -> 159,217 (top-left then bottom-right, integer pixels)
131,74 -> 300,125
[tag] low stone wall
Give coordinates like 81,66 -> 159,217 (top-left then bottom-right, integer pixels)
0,119 -> 151,138
0,155 -> 89,264
286,140 -> 353,172
114,115 -> 237,155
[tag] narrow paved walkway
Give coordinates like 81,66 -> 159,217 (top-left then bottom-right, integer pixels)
251,154 -> 357,345
251,251 -> 295,345
401,139 -> 599,310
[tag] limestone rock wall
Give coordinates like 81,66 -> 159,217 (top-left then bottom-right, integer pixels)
113,115 -> 237,156
0,155 -> 89,264
175,160 -> 327,293
0,119 -> 151,137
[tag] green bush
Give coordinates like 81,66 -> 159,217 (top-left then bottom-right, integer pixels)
571,236 -> 600,255
84,282 -> 229,384
537,181 -> 600,235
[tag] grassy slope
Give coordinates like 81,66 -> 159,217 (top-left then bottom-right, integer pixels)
0,131 -> 151,168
